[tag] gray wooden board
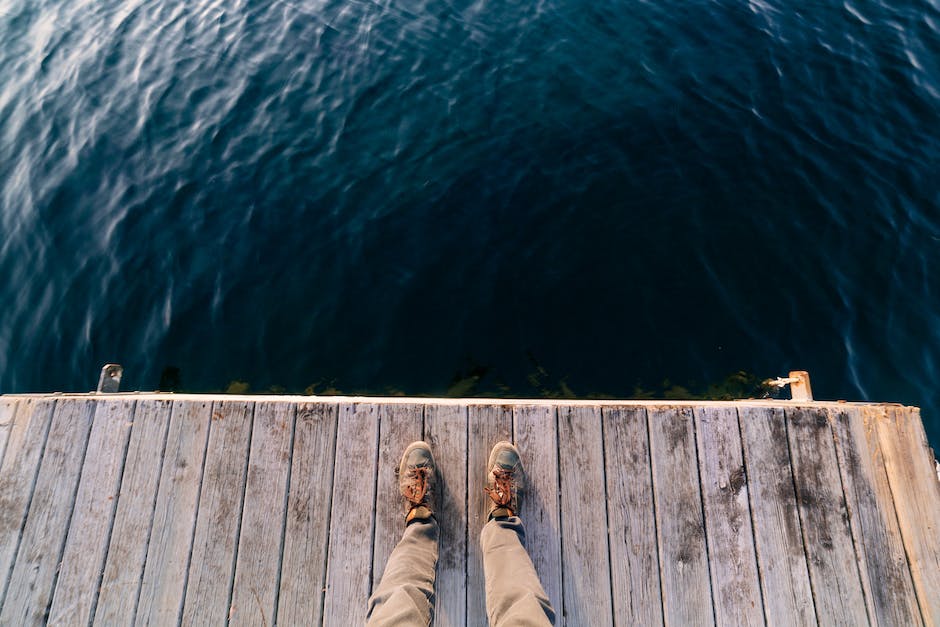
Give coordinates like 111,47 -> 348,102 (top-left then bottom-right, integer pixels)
693,406 -> 764,626
229,402 -> 296,627
425,404 -> 468,627
94,400 -> 173,625
49,399 -> 136,626
558,405 -> 613,626
276,402 -> 339,627
0,399 -> 16,475
0,399 -> 95,626
648,406 -> 715,627
181,401 -> 255,626
322,402 -> 380,626
136,400 -> 213,626
371,403 -> 424,594
602,406 -> 663,626
829,407 -> 923,626
876,406 -> 940,624
786,407 -> 869,626
738,406 -> 817,627
0,399 -> 56,606
513,404 -> 563,618
466,404 -> 512,624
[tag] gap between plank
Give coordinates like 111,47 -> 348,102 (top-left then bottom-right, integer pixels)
270,403 -> 299,625
553,407 -> 566,623
645,408 -> 667,627
317,405 -> 341,627
782,408 -> 822,626
128,401 -> 175,626
44,401 -> 99,622
462,405 -> 470,627
691,409 -> 719,627
225,402 -> 258,627
734,407 -> 769,626
823,409 -> 875,627
87,400 -> 138,627
176,401 -> 216,627
599,408 -> 616,625
366,406 -> 382,600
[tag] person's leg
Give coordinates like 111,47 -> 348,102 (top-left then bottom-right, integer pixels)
480,442 -> 555,627
367,441 -> 439,626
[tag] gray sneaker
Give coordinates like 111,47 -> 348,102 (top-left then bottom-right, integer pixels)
485,441 -> 525,519
398,441 -> 436,523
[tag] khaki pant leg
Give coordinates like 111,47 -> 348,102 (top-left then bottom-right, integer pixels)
367,518 -> 439,626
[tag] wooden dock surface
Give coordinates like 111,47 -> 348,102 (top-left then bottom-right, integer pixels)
0,394 -> 938,626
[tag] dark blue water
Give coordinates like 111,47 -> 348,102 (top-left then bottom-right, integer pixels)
1,0 -> 938,445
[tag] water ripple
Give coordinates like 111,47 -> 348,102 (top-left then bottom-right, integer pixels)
1,0 -> 939,444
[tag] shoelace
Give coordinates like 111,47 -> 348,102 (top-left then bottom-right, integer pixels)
402,465 -> 431,506
484,467 -> 514,506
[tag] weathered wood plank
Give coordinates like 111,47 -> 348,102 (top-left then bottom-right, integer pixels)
0,399 -> 17,471
181,401 -> 255,626
94,400 -> 173,625
371,404 -> 424,594
558,405 -> 613,626
322,402 -> 380,625
829,407 -> 922,626
467,404 -> 512,624
738,406 -> 817,627
786,407 -> 868,626
49,399 -> 136,626
0,399 -> 55,605
0,399 -> 95,625
648,406 -> 715,627
694,406 -> 763,626
876,406 -> 940,624
276,402 -> 339,626
425,404 -> 468,627
602,406 -> 663,626
229,402 -> 296,627
513,404 -> 563,617
136,400 -> 213,625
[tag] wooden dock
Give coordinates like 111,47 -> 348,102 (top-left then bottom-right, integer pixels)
0,394 -> 938,626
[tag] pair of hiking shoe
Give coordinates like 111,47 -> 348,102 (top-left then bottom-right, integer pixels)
397,441 -> 523,524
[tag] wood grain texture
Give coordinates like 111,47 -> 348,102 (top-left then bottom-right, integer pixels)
0,399 -> 56,606
876,406 -> 940,624
602,406 -> 663,627
738,406 -> 817,627
49,399 -> 136,626
371,403 -> 425,596
829,407 -> 923,626
276,402 -> 339,627
786,407 -> 868,626
694,406 -> 763,627
0,399 -> 95,626
0,399 -> 17,473
425,403 -> 468,627
136,400 -> 213,626
229,402 -> 295,627
94,400 -> 173,626
181,401 -> 255,626
466,404 -> 512,624
558,405 -> 613,626
513,404 -> 563,618
322,402 -> 380,626
648,406 -> 715,627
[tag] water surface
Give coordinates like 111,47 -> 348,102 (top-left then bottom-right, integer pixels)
1,0 -> 938,445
